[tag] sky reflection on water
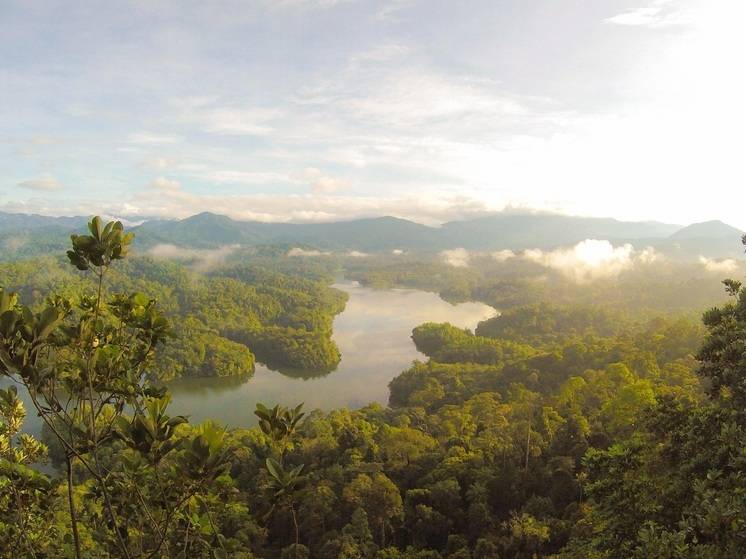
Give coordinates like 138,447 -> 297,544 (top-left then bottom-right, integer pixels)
165,282 -> 495,427
3,283 -> 495,435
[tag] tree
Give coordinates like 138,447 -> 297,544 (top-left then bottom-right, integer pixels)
568,278 -> 746,557
500,512 -> 550,558
343,473 -> 403,547
0,385 -> 52,557
265,457 -> 306,551
255,402 -> 306,461
0,217 -> 231,558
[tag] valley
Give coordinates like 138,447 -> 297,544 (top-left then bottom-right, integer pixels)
0,213 -> 743,558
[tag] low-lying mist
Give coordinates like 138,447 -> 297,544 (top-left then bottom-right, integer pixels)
147,243 -> 240,272
438,238 -> 743,284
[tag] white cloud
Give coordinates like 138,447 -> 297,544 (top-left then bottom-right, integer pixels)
5,1 -> 746,231
205,108 -> 278,135
522,239 -> 637,283
206,170 -> 288,184
277,65 -> 571,204
699,255 -> 739,273
29,136 -> 57,146
347,250 -> 368,258
376,0 -> 414,20
638,247 -> 661,264
492,249 -> 516,262
141,156 -> 177,170
150,177 -> 181,191
128,132 -> 182,145
147,243 -> 239,272
287,247 -> 332,257
293,167 -> 349,195
336,72 -> 530,130
350,44 -> 410,65
392,249 -> 405,255
604,0 -> 693,28
17,175 -> 63,191
0,192 -> 494,225
440,248 -> 470,268
15,136 -> 61,157
273,0 -> 357,9
176,102 -> 282,136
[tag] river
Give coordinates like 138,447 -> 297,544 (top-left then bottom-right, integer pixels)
4,282 -> 495,435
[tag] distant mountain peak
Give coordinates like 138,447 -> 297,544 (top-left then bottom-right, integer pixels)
0,210 -> 743,259
186,211 -> 234,222
669,220 -> 743,240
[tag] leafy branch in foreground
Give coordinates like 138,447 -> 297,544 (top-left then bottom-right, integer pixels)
0,385 -> 51,556
0,217 -> 232,558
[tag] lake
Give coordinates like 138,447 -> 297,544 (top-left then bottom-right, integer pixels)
4,282 -> 495,435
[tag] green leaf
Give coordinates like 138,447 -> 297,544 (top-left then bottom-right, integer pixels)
265,457 -> 282,480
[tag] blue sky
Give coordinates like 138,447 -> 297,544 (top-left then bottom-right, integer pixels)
2,0 -> 744,226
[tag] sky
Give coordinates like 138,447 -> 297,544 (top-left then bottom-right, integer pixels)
2,0 -> 745,226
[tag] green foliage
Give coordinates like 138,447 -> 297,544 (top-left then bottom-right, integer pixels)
0,214 -> 742,558
349,256 -> 730,315
563,279 -> 746,558
344,473 -> 403,547
476,303 -> 624,345
67,216 -> 134,271
0,245 -> 347,381
0,385 -> 53,556
255,402 -> 306,456
413,322 -> 536,365
0,218 -> 255,558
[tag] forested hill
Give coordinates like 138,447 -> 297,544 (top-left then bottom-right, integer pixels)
130,213 -> 742,256
0,210 -> 742,257
0,254 -> 347,379
2,216 -> 746,558
134,213 -> 437,250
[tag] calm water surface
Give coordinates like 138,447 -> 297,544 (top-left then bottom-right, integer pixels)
166,282 -> 495,427
5,282 -> 495,435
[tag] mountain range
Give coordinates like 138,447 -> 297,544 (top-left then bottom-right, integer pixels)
0,211 -> 742,259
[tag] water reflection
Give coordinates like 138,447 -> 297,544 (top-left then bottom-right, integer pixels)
165,282 -> 495,427
268,364 -> 336,380
165,373 -> 253,395
2,282 -> 496,436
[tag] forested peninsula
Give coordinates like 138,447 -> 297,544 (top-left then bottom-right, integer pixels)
0,253 -> 347,381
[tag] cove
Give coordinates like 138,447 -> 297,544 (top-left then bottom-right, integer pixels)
2,282 -> 495,436
165,281 -> 496,427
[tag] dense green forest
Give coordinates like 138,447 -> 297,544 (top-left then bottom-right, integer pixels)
1,218 -> 746,558
345,256 -> 733,315
0,252 -> 346,380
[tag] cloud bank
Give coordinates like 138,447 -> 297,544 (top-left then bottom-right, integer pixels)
18,175 -> 63,192
523,240 -> 642,282
491,249 -> 516,262
147,243 -> 239,272
443,239 -> 661,282
292,167 -> 349,195
150,177 -> 181,191
286,247 -> 332,257
4,0 -> 746,231
0,192 -> 495,225
440,248 -> 471,268
604,0 -> 693,28
699,255 -> 739,273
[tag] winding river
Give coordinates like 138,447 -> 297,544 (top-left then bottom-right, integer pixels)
4,282 -> 495,435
